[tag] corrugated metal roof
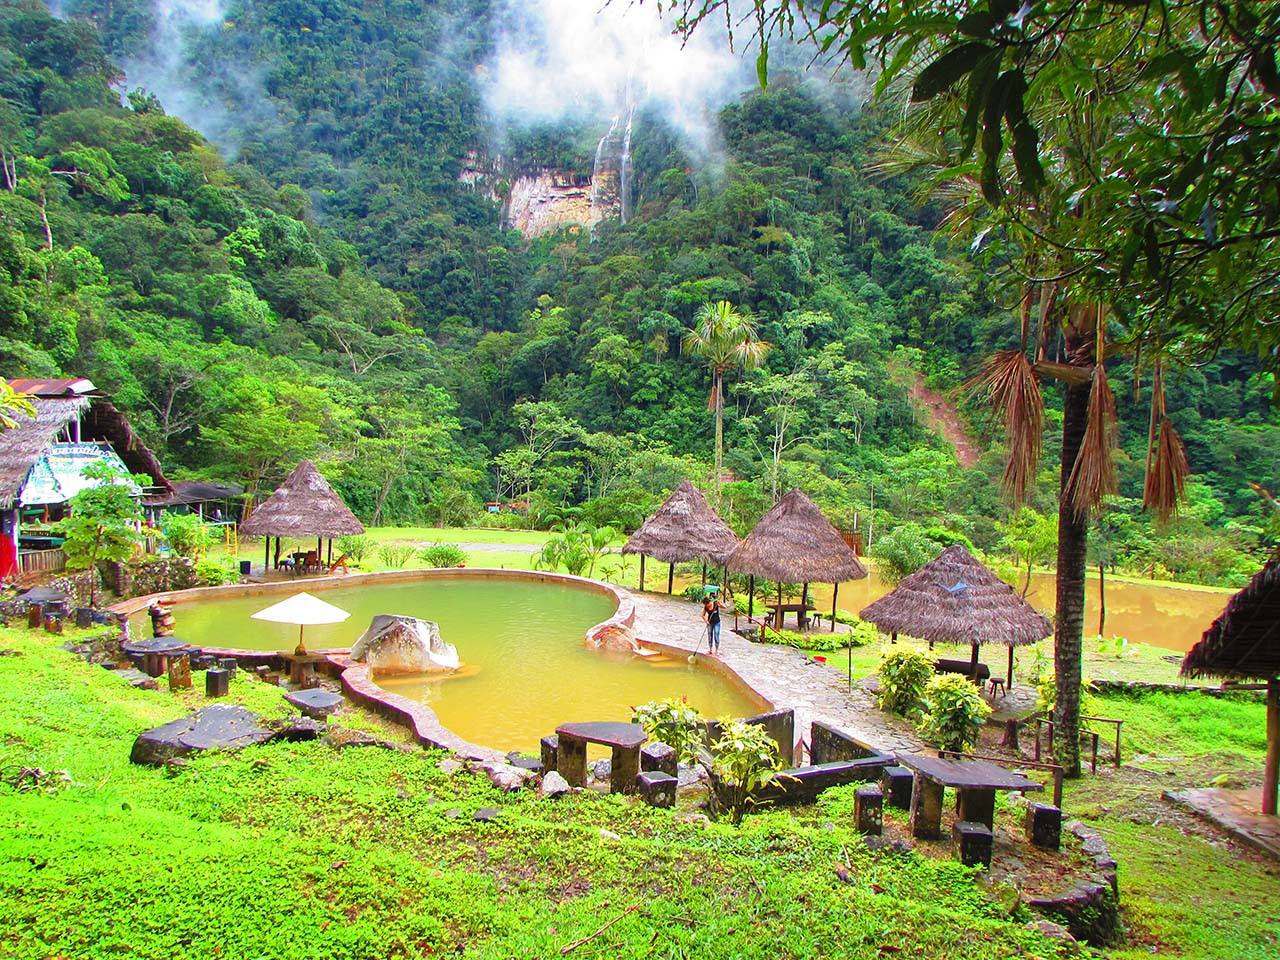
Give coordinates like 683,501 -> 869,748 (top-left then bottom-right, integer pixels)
6,378 -> 98,398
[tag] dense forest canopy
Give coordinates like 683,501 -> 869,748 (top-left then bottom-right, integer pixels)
0,0 -> 1275,586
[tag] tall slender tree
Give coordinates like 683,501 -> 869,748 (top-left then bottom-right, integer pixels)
681,300 -> 770,502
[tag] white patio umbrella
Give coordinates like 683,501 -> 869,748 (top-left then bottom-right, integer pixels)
250,591 -> 351,654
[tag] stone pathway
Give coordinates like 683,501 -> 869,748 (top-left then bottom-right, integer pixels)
1165,787 -> 1280,860
628,590 -> 926,758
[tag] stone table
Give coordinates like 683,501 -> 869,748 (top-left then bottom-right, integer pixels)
554,721 -> 647,794
898,753 -> 1043,840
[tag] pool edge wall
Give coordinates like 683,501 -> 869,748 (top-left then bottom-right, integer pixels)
109,568 -> 636,760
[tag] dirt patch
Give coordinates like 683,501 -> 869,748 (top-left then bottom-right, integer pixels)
904,371 -> 981,468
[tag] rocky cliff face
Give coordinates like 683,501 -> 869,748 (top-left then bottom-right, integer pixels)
461,110 -> 633,239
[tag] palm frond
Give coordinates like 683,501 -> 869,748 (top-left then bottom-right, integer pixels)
964,350 -> 1043,504
1143,417 -> 1190,521
1066,364 -> 1118,515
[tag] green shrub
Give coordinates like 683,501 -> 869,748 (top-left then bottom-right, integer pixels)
876,645 -> 937,715
159,512 -> 216,559
831,612 -> 881,647
193,558 -> 239,586
710,718 -> 782,825
336,534 -> 373,563
631,698 -> 705,765
378,543 -> 417,568
421,542 -> 467,568
915,674 -> 992,751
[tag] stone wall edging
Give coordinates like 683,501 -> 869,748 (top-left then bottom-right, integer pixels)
1092,678 -> 1266,698
1025,818 -> 1122,946
107,569 -> 633,757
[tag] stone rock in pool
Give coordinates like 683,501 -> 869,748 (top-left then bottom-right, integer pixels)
131,704 -> 274,766
350,614 -> 459,673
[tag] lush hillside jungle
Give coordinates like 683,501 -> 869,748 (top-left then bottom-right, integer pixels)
2,0 -> 1277,587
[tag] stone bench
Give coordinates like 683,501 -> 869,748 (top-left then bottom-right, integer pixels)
751,755 -> 896,806
935,658 -> 991,682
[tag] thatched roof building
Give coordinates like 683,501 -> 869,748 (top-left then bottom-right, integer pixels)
860,544 -> 1052,647
1181,560 -> 1280,815
623,480 -> 739,565
240,461 -> 364,539
1,378 -> 170,509
727,488 -> 867,585
1182,560 -> 1280,682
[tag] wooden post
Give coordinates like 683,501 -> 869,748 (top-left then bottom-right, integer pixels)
1008,646 -> 1016,690
748,575 -> 755,618
264,537 -> 270,571
273,537 -> 281,569
701,562 -> 706,587
667,561 -> 674,594
639,554 -> 646,592
1264,678 -> 1279,816
969,643 -> 981,683
831,582 -> 839,633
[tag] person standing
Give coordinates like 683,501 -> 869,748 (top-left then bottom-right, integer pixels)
701,591 -> 723,655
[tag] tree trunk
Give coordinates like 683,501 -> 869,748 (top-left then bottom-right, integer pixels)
713,369 -> 725,502
1053,374 -> 1091,778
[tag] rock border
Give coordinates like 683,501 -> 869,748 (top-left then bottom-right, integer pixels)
1024,819 -> 1121,946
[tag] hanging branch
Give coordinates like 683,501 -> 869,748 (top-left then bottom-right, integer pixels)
1143,355 -> 1190,520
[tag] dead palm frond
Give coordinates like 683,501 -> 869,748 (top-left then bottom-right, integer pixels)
964,350 -> 1043,503
1142,359 -> 1190,521
1066,364 -> 1118,515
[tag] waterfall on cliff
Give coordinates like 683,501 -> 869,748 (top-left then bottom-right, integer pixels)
589,115 -> 620,217
619,105 -> 634,225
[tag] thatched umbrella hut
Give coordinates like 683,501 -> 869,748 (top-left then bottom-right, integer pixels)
240,461 -> 364,571
622,479 -> 740,594
726,488 -> 868,629
1181,560 -> 1280,815
859,543 -> 1052,686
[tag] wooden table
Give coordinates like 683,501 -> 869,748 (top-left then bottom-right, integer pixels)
898,753 -> 1043,840
767,603 -> 817,630
555,721 -> 648,794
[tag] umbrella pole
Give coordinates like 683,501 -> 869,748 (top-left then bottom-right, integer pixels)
1008,646 -> 1015,690
297,624 -> 306,655
667,562 -> 674,594
970,642 -> 980,683
701,562 -> 706,587
639,555 -> 646,592
264,537 -> 270,572
831,583 -> 838,633
748,576 -> 754,618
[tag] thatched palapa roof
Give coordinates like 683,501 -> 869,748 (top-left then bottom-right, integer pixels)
859,543 -> 1051,646
622,479 -> 740,565
1182,560 -> 1280,682
1,379 -> 170,507
239,461 -> 364,538
726,488 -> 867,584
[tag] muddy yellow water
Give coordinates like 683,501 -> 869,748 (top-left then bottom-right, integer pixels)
668,566 -> 1232,654
143,577 -> 761,754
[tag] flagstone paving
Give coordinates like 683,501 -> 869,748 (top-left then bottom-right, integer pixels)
628,590 -> 927,758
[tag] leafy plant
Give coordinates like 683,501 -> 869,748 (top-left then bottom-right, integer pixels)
531,522 -> 615,578
54,463 -> 151,607
631,698 -> 705,765
194,558 -> 239,586
1096,634 -> 1138,659
421,542 -> 467,568
336,534 -> 373,564
915,674 -> 992,752
158,512 -> 216,559
377,543 -> 417,568
709,718 -> 782,825
875,645 -> 937,716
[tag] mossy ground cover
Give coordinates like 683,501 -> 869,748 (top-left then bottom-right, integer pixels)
0,623 -> 1064,959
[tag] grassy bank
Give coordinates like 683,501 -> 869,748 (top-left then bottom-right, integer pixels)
0,622 -> 1063,959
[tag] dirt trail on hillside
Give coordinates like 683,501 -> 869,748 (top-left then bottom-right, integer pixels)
905,371 -> 981,468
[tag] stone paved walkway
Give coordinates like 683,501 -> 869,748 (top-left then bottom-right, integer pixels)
629,590 -> 926,758
1165,787 -> 1280,860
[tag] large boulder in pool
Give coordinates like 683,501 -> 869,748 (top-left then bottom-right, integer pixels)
350,614 -> 459,673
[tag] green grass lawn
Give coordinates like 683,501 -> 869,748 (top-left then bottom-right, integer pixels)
0,622 -> 1069,960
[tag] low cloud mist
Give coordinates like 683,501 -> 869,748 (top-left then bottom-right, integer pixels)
480,0 -> 757,162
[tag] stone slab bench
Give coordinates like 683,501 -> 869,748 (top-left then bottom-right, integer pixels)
751,755 -> 896,806
935,657 -> 990,682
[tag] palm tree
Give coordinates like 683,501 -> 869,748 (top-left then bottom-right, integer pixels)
681,301 -> 770,502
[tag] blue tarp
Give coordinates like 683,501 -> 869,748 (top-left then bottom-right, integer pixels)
17,443 -> 140,506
